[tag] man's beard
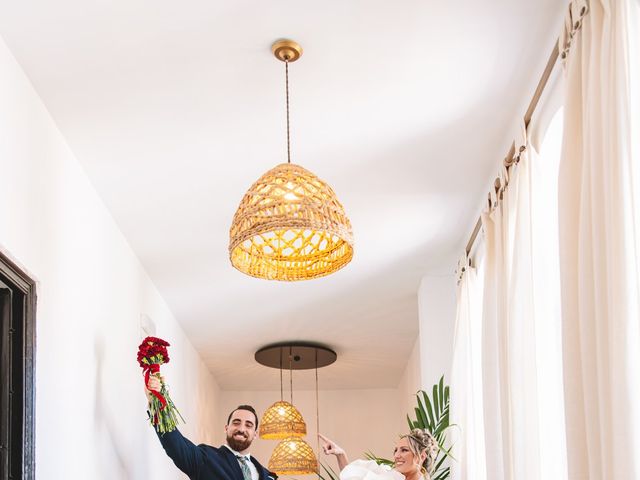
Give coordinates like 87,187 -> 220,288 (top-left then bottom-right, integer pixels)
227,432 -> 252,452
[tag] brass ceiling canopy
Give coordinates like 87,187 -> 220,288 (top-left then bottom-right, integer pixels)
271,39 -> 303,62
228,39 -> 354,281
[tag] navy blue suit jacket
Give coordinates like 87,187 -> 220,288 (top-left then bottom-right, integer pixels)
157,429 -> 277,480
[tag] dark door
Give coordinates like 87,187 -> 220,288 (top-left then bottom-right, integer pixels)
0,253 -> 36,480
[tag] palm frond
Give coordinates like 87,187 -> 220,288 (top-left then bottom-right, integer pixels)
364,451 -> 394,467
421,391 -> 437,429
318,462 -> 340,480
370,375 -> 452,480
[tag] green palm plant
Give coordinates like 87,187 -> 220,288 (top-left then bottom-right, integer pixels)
406,376 -> 452,480
364,375 -> 452,480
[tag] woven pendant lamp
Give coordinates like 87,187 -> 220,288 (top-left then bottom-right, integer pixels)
229,40 -> 353,281
260,400 -> 306,439
268,436 -> 318,476
256,343 -> 337,475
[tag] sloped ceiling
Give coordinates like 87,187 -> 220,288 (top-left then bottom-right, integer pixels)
0,0 -> 565,389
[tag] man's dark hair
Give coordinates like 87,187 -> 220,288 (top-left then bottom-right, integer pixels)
227,405 -> 259,428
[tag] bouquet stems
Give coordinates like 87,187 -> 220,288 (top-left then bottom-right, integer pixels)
148,373 -> 185,434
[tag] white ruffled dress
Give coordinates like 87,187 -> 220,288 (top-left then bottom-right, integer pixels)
339,460 -> 404,480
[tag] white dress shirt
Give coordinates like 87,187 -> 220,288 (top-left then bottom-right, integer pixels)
223,444 -> 259,480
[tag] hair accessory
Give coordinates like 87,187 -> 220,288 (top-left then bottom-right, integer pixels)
401,432 -> 429,449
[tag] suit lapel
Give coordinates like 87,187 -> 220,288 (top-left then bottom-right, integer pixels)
220,444 -> 276,480
220,445 -> 245,480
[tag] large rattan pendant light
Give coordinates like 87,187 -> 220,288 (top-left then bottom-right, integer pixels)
229,39 -> 354,281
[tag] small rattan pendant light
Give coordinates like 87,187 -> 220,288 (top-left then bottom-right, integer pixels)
268,436 -> 318,476
229,39 -> 354,281
260,400 -> 306,439
260,348 -> 306,439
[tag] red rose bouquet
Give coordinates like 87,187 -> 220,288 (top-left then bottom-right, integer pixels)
137,336 -> 184,434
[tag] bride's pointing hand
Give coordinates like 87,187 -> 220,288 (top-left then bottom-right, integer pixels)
318,433 -> 349,472
318,434 -> 345,456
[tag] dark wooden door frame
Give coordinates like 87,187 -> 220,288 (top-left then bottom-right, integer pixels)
0,250 -> 36,480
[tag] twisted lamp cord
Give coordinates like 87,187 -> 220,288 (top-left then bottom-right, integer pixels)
285,58 -> 291,164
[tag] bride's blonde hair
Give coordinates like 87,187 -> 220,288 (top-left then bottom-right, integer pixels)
400,429 -> 438,479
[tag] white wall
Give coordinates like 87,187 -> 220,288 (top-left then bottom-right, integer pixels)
397,274 -> 456,436
418,275 -> 456,390
414,274 -> 456,476
0,35 -> 220,479
397,338 -> 422,424
220,387 -> 406,480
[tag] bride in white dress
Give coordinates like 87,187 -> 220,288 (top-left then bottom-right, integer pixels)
319,429 -> 438,480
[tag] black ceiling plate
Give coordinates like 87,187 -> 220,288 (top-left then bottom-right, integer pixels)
255,342 -> 337,370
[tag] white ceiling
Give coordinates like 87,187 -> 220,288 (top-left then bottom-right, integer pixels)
0,0 -> 564,390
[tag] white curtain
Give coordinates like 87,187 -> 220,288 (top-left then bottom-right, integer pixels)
450,112 -> 568,479
480,126 -> 567,480
558,0 -> 640,478
450,256 -> 486,480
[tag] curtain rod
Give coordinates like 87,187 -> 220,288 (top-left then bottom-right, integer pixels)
464,42 -> 560,256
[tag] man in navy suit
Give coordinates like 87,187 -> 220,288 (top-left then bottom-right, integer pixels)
146,377 -> 276,480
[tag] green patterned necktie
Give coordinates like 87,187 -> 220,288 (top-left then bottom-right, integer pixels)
236,455 -> 252,480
